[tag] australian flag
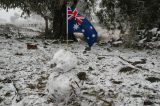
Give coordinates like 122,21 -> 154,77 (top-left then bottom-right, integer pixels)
67,7 -> 98,47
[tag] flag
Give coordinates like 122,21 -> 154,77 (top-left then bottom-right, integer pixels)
67,7 -> 98,47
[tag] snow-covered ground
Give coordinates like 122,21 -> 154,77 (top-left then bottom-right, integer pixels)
0,8 -> 45,32
0,33 -> 160,106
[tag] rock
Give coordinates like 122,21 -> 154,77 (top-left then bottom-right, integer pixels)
144,100 -> 154,105
0,86 -> 3,90
37,82 -> 46,91
27,84 -> 36,89
1,78 -> 12,83
84,47 -> 91,51
50,63 -> 56,68
83,50 -> 87,54
26,43 -> 38,49
111,80 -> 122,84
146,77 -> 160,83
77,72 -> 87,80
5,34 -> 12,39
15,53 -> 23,56
132,94 -> 142,98
0,97 -> 3,103
136,66 -> 149,71
132,59 -> 147,65
5,92 -> 12,97
47,95 -> 55,103
88,67 -> 94,71
97,56 -> 105,60
119,67 -> 134,73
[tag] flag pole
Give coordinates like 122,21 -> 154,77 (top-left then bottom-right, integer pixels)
66,5 -> 69,46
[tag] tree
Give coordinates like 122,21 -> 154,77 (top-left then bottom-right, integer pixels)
0,0 -> 79,40
24,0 -> 52,38
0,0 -> 52,38
95,0 -> 160,46
51,0 -> 66,39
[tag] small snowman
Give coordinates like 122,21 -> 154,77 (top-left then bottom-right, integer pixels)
47,49 -> 80,104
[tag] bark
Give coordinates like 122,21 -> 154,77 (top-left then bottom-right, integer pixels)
51,0 -> 66,40
45,17 -> 48,33
44,16 -> 54,39
51,0 -> 79,40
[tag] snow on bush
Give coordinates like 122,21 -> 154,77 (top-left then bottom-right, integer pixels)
149,28 -> 159,35
95,25 -> 121,43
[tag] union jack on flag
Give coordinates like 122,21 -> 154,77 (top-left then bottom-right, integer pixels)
67,7 -> 98,48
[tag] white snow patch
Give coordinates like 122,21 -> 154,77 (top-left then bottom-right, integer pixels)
47,71 -> 79,102
0,34 -> 160,106
49,49 -> 77,72
149,28 -> 158,35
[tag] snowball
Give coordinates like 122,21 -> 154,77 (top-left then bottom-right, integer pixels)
47,71 -> 80,102
49,49 -> 77,72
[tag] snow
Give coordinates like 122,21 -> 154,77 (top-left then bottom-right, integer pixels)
0,29 -> 160,105
12,95 -> 47,106
0,8 -> 45,32
47,71 -> 79,103
47,50 -> 79,103
149,28 -> 158,35
94,26 -> 120,43
0,8 -> 22,23
48,49 -> 77,72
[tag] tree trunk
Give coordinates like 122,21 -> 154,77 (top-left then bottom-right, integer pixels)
51,0 -> 79,40
45,17 -> 49,33
44,17 -> 50,38
44,16 -> 53,39
51,0 -> 66,40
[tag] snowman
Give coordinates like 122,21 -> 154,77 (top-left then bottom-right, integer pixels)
47,49 -> 80,104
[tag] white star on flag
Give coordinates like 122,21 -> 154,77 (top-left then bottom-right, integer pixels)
92,34 -> 96,38
82,29 -> 85,32
73,24 -> 79,30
